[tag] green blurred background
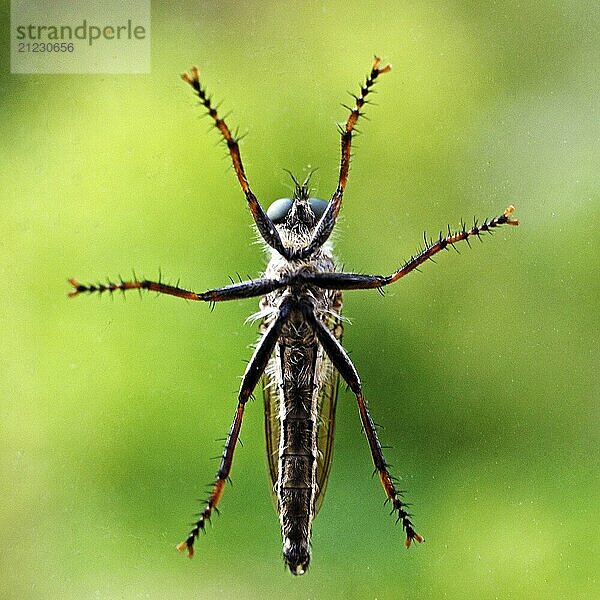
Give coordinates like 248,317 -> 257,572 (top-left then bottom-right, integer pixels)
2,1 -> 598,598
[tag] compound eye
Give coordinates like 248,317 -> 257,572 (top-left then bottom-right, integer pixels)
308,198 -> 328,221
267,198 -> 294,224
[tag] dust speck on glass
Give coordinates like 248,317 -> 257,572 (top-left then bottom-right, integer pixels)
69,56 -> 518,575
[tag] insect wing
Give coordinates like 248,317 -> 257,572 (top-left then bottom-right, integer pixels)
314,313 -> 342,513
263,363 -> 280,497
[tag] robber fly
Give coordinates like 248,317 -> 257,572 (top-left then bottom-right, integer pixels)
69,57 -> 518,574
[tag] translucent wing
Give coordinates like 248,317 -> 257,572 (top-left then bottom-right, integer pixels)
313,312 -> 342,513
262,358 -> 280,499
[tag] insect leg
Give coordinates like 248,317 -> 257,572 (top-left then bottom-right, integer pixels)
68,276 -> 288,302
181,67 -> 289,258
303,306 -> 423,547
303,206 -> 519,290
337,56 -> 391,193
291,57 -> 391,261
177,298 -> 292,557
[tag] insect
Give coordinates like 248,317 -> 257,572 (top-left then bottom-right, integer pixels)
69,56 -> 518,574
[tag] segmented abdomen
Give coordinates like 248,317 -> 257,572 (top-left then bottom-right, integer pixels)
276,338 -> 319,575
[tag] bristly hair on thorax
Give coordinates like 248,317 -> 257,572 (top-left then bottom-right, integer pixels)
69,56 -> 518,576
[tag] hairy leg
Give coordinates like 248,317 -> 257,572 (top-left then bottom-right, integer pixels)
68,275 -> 288,303
291,56 -> 391,261
177,298 -> 292,557
182,67 -> 289,257
304,206 -> 518,290
303,304 -> 423,546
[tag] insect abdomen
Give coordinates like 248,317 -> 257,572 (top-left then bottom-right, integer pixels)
277,339 -> 319,575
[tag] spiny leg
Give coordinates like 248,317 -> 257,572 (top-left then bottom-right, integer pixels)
176,402 -> 244,559
338,56 -> 391,193
292,57 -> 391,261
302,304 -> 423,547
303,206 -> 519,290
68,276 -> 288,303
177,298 -> 293,557
181,67 -> 289,258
